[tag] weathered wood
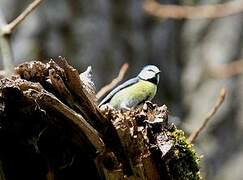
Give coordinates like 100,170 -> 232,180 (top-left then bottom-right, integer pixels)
0,60 -> 201,180
0,78 -> 103,152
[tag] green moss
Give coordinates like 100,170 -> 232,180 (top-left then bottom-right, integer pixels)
166,129 -> 202,180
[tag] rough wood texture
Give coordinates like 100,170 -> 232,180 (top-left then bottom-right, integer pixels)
0,59 -> 201,179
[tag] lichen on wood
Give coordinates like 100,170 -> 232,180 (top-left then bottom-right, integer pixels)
0,58 -> 201,179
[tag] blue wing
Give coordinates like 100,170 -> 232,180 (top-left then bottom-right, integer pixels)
99,77 -> 139,106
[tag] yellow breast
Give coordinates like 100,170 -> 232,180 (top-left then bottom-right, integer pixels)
109,80 -> 157,108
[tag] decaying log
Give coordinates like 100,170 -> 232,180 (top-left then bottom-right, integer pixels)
0,58 -> 201,180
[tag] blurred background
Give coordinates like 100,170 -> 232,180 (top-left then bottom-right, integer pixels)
0,0 -> 243,179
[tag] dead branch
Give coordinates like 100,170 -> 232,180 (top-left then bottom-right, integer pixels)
0,60 -> 202,179
1,0 -> 44,35
28,90 -> 105,153
0,0 -> 44,76
208,59 -> 243,78
188,88 -> 226,143
13,59 -> 136,177
0,77 -> 105,153
96,63 -> 129,100
143,0 -> 243,19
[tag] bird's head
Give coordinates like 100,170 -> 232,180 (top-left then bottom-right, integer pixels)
138,65 -> 160,85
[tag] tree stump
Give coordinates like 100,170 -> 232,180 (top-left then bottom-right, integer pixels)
0,57 -> 201,180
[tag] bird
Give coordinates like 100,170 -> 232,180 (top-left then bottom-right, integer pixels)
99,65 -> 160,110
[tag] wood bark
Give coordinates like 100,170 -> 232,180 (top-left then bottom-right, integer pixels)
0,58 -> 201,180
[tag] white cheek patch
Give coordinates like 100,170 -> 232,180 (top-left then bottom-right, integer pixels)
139,70 -> 155,80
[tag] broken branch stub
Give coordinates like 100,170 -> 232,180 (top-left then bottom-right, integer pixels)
0,59 -> 201,179
100,102 -> 201,179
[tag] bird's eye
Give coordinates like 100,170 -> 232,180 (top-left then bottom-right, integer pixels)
147,69 -> 155,73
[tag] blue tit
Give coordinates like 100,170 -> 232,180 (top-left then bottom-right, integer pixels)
99,65 -> 160,110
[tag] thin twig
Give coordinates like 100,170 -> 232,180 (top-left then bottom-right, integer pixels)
96,63 -> 129,100
0,0 -> 44,76
188,88 -> 226,143
208,59 -> 243,78
143,0 -> 243,19
1,0 -> 44,35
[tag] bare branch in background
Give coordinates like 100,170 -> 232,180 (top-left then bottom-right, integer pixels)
143,0 -> 243,19
208,59 -> 243,78
188,88 -> 226,144
0,35 -> 13,76
96,63 -> 129,100
0,0 -> 44,76
0,14 -> 14,76
1,0 -> 44,35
